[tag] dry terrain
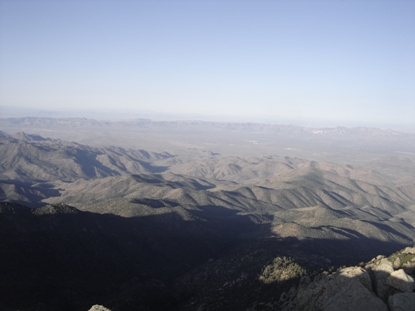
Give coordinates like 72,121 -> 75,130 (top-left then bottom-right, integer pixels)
1,117 -> 415,310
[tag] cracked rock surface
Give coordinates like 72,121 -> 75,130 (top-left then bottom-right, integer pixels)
281,246 -> 415,311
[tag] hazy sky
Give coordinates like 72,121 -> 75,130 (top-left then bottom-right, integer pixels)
1,0 -> 414,126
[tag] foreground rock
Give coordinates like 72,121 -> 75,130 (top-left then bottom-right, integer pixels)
88,305 -> 111,311
285,246 -> 415,311
296,267 -> 387,311
367,259 -> 394,302
388,292 -> 415,311
386,269 -> 415,292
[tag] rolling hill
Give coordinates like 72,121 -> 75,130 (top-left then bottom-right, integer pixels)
1,120 -> 415,310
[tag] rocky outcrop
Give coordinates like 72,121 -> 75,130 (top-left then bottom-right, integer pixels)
386,269 -> 415,292
88,305 -> 111,311
296,267 -> 387,311
285,246 -> 415,311
366,258 -> 394,302
402,247 -> 415,255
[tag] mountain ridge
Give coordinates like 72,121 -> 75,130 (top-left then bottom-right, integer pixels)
1,125 -> 415,310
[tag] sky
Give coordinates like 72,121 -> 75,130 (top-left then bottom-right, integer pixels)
0,0 -> 414,127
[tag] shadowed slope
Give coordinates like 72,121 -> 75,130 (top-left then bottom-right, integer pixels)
1,201 -> 410,311
0,201 -> 260,311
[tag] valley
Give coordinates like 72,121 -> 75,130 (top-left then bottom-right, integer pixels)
1,117 -> 415,310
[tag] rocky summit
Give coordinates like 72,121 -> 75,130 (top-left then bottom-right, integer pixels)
87,246 -> 415,311
280,247 -> 415,311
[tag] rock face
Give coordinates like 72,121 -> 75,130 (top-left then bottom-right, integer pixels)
367,260 -> 394,302
388,292 -> 415,311
296,267 -> 387,311
290,247 -> 415,311
386,269 -> 415,292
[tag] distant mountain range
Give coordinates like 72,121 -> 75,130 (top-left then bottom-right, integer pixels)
1,117 -> 415,170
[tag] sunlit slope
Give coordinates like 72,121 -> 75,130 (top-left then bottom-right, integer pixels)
1,131 -> 415,246
44,160 -> 415,245
0,132 -> 171,182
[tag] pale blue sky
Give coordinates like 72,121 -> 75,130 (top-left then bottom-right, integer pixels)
0,0 -> 414,126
